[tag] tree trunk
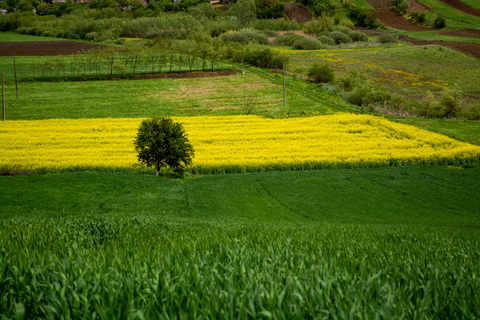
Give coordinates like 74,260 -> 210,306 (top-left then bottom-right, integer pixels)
156,169 -> 159,176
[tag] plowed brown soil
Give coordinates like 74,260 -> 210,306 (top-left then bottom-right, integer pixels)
107,70 -> 242,81
397,35 -> 480,58
366,0 -> 429,10
0,41 -> 113,56
376,9 -> 432,31
438,0 -> 480,17
283,2 -> 312,23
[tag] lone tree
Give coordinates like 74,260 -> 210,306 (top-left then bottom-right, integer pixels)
135,117 -> 195,177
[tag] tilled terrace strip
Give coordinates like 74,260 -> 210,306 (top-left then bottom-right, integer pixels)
1,114 -> 479,174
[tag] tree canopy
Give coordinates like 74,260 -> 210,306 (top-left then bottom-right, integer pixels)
134,117 -> 194,177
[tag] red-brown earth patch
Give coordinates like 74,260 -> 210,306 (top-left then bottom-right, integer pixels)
0,41 -> 114,56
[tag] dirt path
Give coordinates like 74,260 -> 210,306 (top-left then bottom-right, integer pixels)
107,70 -> 242,81
0,41 -> 113,56
438,0 -> 480,18
397,35 -> 480,58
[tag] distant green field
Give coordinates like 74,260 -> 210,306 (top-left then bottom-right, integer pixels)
457,0 -> 480,10
1,166 -> 479,318
394,30 -> 480,44
388,116 -> 480,145
0,68 -> 356,120
418,0 -> 480,26
0,31 -> 65,42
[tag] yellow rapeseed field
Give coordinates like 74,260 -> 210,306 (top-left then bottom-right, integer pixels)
1,114 -> 479,174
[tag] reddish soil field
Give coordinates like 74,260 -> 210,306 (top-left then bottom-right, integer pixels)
283,2 -> 312,23
438,0 -> 480,17
376,10 -> 432,31
397,35 -> 480,58
107,70 -> 242,81
366,0 -> 429,10
0,41 -> 113,56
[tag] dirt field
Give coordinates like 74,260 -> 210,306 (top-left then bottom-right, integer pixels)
397,35 -> 480,58
283,2 -> 312,23
0,41 -> 113,56
107,70 -> 242,81
438,0 -> 480,18
376,10 -> 432,31
366,0 -> 429,10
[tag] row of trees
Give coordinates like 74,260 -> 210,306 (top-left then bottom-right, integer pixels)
26,39 -> 241,81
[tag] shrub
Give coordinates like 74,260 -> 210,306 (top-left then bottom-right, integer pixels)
260,29 -> 280,37
146,26 -> 163,39
333,26 -> 354,37
395,0 -> 409,13
303,12 -> 334,35
307,62 -> 336,83
337,69 -> 368,91
134,117 -> 195,177
221,29 -> 269,45
317,35 -> 335,45
328,31 -> 352,44
292,37 -> 326,50
439,84 -> 462,117
338,18 -> 354,29
348,81 -> 385,106
415,90 -> 437,117
274,34 -> 304,46
238,44 -> 289,68
434,16 -> 446,29
85,31 -> 98,41
349,31 -> 368,42
378,33 -> 397,43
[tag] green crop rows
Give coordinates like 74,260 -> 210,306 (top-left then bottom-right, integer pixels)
1,166 -> 480,319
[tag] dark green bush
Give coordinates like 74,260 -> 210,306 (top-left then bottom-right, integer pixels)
240,44 -> 289,69
333,26 -> 354,37
434,16 -> 446,29
318,35 -> 335,45
307,62 -> 336,83
328,31 -> 352,44
221,30 -> 269,45
338,69 -> 368,91
292,37 -> 326,50
274,33 -> 305,46
349,31 -> 368,42
260,29 -> 280,37
378,33 -> 397,44
349,82 -> 386,106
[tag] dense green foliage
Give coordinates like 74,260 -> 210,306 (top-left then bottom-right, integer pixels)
1,166 -> 480,318
292,37 -> 326,50
307,62 -> 336,83
135,117 -> 194,176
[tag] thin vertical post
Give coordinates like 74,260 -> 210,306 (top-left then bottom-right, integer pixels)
2,72 -> 5,121
241,42 -> 244,75
282,61 -> 285,107
14,59 -> 18,99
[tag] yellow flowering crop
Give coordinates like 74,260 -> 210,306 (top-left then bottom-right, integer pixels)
1,114 -> 479,174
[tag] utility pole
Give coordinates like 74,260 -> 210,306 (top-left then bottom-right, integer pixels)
283,61 -> 285,107
2,72 -> 5,121
241,42 -> 244,75
14,59 -> 18,99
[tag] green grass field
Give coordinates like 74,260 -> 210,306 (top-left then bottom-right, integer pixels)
1,29 -> 480,319
418,0 -> 480,26
1,166 -> 480,318
0,68 -> 356,120
0,32 -> 66,42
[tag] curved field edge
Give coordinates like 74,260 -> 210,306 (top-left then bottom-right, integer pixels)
1,115 -> 480,174
418,0 -> 480,25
